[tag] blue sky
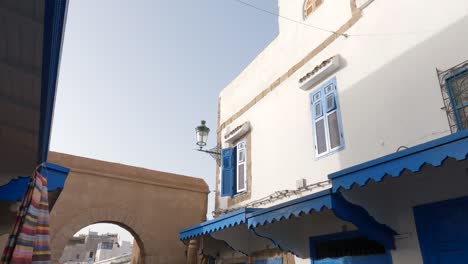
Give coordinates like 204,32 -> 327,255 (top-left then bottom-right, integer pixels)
51,0 -> 278,239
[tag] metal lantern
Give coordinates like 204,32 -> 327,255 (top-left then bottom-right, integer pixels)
195,120 -> 210,149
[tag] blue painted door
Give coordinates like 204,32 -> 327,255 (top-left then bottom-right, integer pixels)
255,257 -> 282,264
314,254 -> 389,264
414,196 -> 468,264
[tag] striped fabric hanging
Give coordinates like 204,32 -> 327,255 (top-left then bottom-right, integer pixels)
1,170 -> 51,264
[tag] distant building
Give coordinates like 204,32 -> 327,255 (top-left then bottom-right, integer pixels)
60,230 -> 132,264
96,241 -> 133,262
94,254 -> 131,264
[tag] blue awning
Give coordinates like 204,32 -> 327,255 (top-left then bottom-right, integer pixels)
329,130 -> 468,192
0,162 -> 70,202
179,208 -> 259,241
247,189 -> 395,254
247,190 -> 334,229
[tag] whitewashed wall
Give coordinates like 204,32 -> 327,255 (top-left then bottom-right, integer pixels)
218,0 -> 468,209
95,241 -> 132,262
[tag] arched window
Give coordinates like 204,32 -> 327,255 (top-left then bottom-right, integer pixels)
304,0 -> 323,19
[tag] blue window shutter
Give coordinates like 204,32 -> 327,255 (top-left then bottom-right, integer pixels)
221,148 -> 236,196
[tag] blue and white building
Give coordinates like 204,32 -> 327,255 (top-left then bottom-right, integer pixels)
180,0 -> 468,263
0,0 -> 70,235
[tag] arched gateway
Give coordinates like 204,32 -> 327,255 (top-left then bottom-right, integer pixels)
47,152 -> 208,264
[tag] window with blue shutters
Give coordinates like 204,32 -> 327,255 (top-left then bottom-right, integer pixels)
221,138 -> 248,197
236,139 -> 247,193
310,78 -> 344,158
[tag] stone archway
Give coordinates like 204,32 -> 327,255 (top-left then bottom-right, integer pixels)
48,152 -> 208,264
50,209 -> 145,264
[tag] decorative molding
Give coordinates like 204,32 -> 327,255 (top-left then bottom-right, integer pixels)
248,190 -> 396,257
299,55 -> 341,91
179,208 -> 258,241
227,133 -> 252,207
329,130 -> 468,192
224,122 -> 251,144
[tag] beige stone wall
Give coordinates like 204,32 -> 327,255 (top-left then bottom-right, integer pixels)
48,152 -> 209,264
130,240 -> 142,264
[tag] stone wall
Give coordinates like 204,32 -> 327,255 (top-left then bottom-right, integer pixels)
48,152 -> 209,264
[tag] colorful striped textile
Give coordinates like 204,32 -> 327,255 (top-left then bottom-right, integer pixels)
1,171 -> 51,264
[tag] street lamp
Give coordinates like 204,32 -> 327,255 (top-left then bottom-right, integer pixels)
195,120 -> 221,165
196,120 -> 210,149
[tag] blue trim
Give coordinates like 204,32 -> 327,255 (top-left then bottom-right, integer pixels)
247,190 -> 395,251
329,130 -> 468,192
331,193 -> 396,249
250,227 -> 284,252
0,162 -> 70,202
40,162 -> 70,191
38,0 -> 68,163
0,177 -> 30,201
179,208 -> 259,241
247,190 -> 332,228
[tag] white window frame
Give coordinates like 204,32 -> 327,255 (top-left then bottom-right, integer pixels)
311,78 -> 344,159
236,138 -> 247,193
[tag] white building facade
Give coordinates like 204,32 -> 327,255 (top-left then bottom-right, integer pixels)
180,0 -> 468,263
94,254 -> 131,264
95,241 -> 133,262
60,231 -> 132,264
